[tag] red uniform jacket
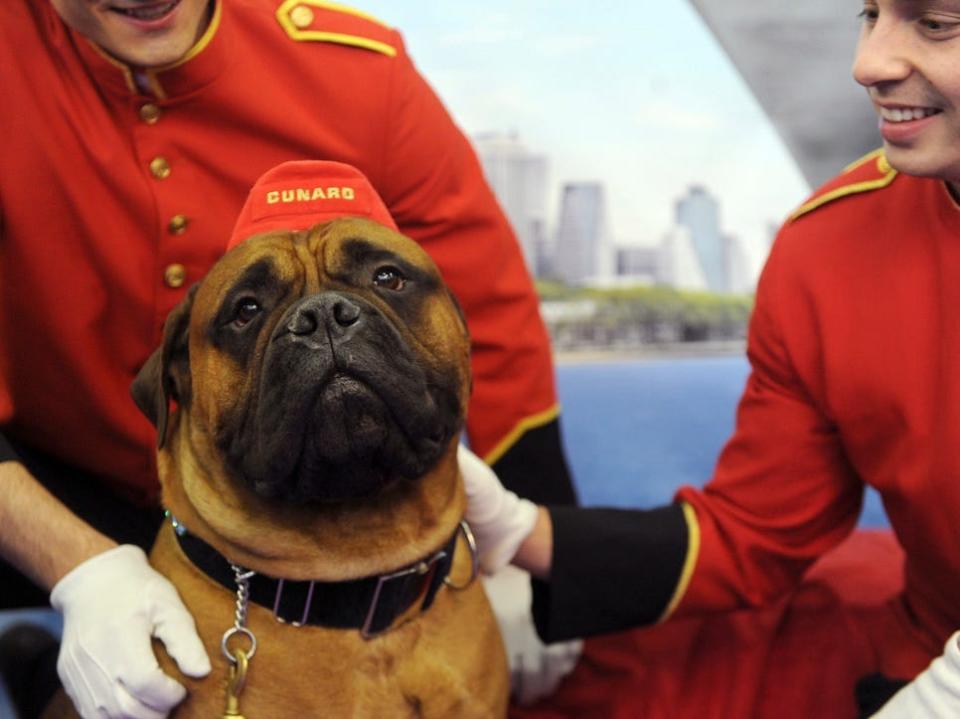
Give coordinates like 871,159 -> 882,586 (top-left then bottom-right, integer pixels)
0,1 -> 575,506
527,150 -> 958,717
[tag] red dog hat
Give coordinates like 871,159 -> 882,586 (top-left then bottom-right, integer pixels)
227,160 -> 398,251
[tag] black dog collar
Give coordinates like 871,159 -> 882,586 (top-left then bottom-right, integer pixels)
168,513 -> 476,638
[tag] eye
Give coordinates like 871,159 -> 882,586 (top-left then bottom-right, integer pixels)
232,297 -> 262,328
919,15 -> 960,34
373,266 -> 407,291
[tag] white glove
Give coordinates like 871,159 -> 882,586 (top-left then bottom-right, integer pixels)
459,444 -> 539,574
50,544 -> 211,719
483,565 -> 583,705
871,632 -> 960,718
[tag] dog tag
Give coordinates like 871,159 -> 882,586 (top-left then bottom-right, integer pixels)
221,648 -> 248,719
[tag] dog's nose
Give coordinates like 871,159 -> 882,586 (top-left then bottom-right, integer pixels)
332,298 -> 361,327
287,292 -> 363,340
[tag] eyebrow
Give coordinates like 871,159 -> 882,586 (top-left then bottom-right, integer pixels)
340,238 -> 438,289
210,258 -> 282,325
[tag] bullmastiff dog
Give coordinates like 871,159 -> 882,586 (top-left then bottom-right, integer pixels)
51,216 -> 509,717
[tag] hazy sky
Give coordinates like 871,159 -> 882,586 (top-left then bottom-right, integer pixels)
359,1 -> 830,279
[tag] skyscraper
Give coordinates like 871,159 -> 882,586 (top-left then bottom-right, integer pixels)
660,227 -> 708,291
723,233 -> 752,294
616,245 -> 662,284
554,182 -> 613,285
676,185 -> 728,292
472,132 -> 549,275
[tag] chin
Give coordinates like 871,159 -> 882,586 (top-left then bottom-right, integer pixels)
109,37 -> 196,68
97,2 -> 210,69
882,140 -> 960,183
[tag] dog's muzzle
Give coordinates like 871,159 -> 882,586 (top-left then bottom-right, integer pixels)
220,290 -> 455,503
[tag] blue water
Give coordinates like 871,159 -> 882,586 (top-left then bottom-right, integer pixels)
556,355 -> 888,528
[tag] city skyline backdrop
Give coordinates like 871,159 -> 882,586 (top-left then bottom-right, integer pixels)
474,131 -> 752,293
359,2 -> 872,286
474,134 -> 753,292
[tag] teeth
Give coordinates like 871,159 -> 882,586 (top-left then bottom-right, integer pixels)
880,106 -> 939,123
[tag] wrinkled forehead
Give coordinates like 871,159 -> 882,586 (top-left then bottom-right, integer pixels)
317,217 -> 438,273
192,218 -> 442,318
195,230 -> 300,312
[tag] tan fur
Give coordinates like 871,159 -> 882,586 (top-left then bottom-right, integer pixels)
47,219 -> 508,718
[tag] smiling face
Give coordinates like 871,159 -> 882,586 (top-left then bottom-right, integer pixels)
49,0 -> 212,68
853,0 -> 960,187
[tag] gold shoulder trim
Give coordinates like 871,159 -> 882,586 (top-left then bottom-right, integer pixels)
841,147 -> 885,173
482,404 -> 562,466
656,501 -> 700,623
789,149 -> 897,223
276,0 -> 397,57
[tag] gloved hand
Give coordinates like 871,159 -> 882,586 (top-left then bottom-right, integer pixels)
50,545 -> 211,719
483,565 -> 583,705
870,631 -> 960,718
458,444 -> 539,574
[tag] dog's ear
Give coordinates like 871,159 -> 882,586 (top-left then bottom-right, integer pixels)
446,287 -> 469,334
445,287 -> 474,396
131,285 -> 197,449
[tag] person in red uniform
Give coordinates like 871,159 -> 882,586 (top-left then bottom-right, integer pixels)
0,1 -> 578,717
464,1 -> 960,717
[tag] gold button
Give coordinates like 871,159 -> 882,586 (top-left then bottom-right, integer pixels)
168,214 -> 189,235
149,156 -> 171,180
139,103 -> 161,124
163,263 -> 186,288
290,5 -> 314,29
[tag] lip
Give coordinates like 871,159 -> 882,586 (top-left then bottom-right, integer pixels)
878,114 -> 939,144
107,0 -> 183,31
876,105 -> 942,145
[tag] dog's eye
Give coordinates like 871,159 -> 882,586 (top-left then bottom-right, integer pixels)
233,298 -> 262,327
373,266 -> 406,291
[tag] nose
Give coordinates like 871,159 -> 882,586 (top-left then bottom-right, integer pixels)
286,292 -> 363,340
852,17 -> 912,89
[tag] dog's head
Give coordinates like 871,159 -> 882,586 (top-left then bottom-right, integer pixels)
132,217 -> 470,504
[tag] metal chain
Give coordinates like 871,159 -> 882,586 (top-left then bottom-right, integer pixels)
221,563 -> 258,663
232,564 -> 254,629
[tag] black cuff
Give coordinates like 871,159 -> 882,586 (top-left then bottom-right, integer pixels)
0,430 -> 19,464
490,417 -> 578,506
532,503 -> 688,642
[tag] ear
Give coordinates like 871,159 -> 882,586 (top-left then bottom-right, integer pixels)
445,287 -> 473,396
131,285 -> 198,449
446,287 -> 468,334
